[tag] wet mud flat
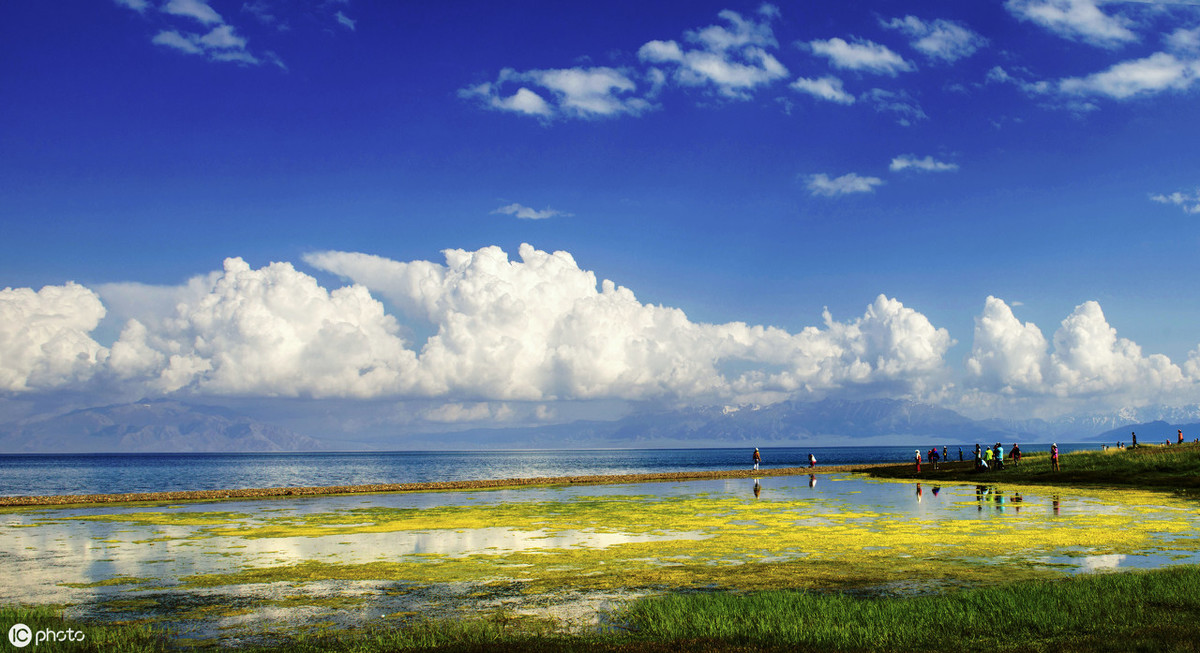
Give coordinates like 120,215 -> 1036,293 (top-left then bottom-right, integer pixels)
3,473 -> 1199,646
0,464 -> 872,507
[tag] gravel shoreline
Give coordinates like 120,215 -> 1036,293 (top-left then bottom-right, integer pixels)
0,464 -> 878,507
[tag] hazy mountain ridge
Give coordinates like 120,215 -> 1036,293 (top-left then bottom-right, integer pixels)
5,399 -> 1198,452
1093,420 -> 1200,445
980,405 -> 1200,442
431,398 -> 1024,449
0,401 -> 325,453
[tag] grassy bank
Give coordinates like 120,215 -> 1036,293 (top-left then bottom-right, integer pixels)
866,442 -> 1200,491
0,605 -> 166,652
619,564 -> 1200,652
25,565 -> 1198,651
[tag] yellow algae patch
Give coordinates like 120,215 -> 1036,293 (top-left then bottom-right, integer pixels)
61,576 -> 156,589
161,481 -> 1200,596
41,510 -> 251,528
26,478 -> 1200,602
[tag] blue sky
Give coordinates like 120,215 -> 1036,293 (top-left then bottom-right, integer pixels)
3,0 -> 1200,441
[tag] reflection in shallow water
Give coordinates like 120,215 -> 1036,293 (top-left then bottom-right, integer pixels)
2,475 -> 1199,643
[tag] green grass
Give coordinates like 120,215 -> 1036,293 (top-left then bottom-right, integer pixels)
24,566 -> 1198,651
12,448 -> 1200,651
867,442 -> 1200,491
0,605 -> 167,652
619,565 -> 1200,652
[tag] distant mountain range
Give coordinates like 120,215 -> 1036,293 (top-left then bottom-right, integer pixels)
3,398 -> 1197,453
1093,420 -> 1200,446
0,401 -> 324,453
979,404 -> 1200,443
427,399 -> 1200,449
430,398 -> 1030,449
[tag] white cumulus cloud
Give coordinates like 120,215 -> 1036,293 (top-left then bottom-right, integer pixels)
117,0 -> 297,68
965,296 -> 1187,403
6,248 -> 954,407
492,203 -> 571,220
790,76 -> 855,104
1167,26 -> 1200,54
460,67 -> 650,120
305,245 -> 951,404
882,15 -> 987,62
638,5 -> 789,99
0,283 -> 108,392
890,155 -> 959,172
149,22 -> 259,65
1057,52 -> 1200,99
152,30 -> 204,55
806,172 -> 884,197
162,0 -> 223,25
1005,0 -> 1138,48
808,37 -> 915,76
105,258 -> 420,397
1151,189 -> 1200,214
965,296 -> 1050,392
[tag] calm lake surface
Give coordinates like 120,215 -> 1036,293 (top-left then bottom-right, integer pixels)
0,444 -> 1099,496
1,472 -> 1197,644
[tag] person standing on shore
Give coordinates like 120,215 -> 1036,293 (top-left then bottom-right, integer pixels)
915,449 -> 922,472
1132,432 -> 1137,448
808,453 -> 816,468
1051,443 -> 1060,471
752,448 -> 760,471
1009,443 -> 1021,467
1179,429 -> 1184,444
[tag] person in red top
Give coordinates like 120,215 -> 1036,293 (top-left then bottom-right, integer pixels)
1179,429 -> 1184,444
915,449 -> 922,472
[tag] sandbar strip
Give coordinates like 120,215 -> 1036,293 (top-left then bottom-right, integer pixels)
0,464 -> 877,507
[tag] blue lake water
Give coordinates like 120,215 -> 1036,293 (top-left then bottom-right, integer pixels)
0,444 -> 1099,496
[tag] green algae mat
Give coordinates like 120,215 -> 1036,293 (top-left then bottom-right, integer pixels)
2,474 -> 1198,645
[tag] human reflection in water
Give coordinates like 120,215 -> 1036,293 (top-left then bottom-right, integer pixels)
753,479 -> 762,498
993,489 -> 1005,512
808,474 -> 817,488
916,483 -> 923,501
1052,494 -> 1061,516
1013,492 -> 1023,514
932,485 -> 941,497
976,485 -> 988,511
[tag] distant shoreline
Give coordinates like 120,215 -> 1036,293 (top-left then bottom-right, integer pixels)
0,464 -> 875,507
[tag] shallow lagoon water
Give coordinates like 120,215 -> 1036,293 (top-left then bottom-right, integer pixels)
0,445 -> 1103,496
2,474 -> 1198,644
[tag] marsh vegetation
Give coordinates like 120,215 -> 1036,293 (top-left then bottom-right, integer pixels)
4,446 -> 1200,650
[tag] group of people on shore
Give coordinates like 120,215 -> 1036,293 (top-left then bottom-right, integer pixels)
753,427 -> 1193,478
1109,429 -> 1195,451
916,446 -> 959,471
913,442 -> 1064,472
